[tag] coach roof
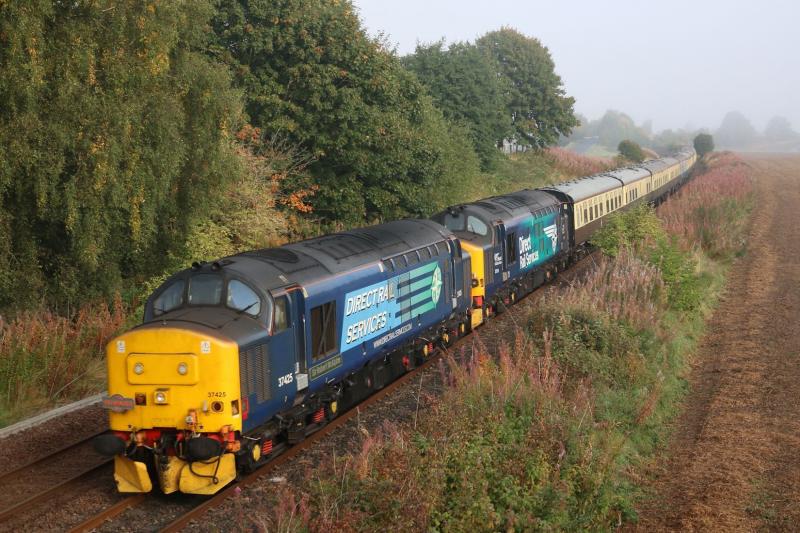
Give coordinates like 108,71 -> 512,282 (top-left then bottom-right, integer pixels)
543,174 -> 622,203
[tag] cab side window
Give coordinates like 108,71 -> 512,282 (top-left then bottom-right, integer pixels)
273,296 -> 288,333
311,301 -> 337,360
505,232 -> 517,265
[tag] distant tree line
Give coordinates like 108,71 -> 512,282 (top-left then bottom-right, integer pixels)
567,108 -> 799,157
0,1 -> 577,311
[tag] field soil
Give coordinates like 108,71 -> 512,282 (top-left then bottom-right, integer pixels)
634,154 -> 800,531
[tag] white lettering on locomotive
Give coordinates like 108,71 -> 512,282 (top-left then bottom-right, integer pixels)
278,373 -> 294,387
519,235 -> 539,269
345,311 -> 388,344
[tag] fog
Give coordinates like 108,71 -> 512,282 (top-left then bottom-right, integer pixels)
352,0 -> 800,135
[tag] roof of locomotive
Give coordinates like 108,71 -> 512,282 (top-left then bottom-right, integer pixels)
495,188 -> 561,213
225,218 -> 454,291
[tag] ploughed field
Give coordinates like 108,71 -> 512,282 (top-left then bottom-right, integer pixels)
634,154 -> 800,530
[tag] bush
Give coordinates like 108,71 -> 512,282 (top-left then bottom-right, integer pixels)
618,139 -> 646,163
693,133 -> 715,158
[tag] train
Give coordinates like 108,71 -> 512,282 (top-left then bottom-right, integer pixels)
93,148 -> 697,495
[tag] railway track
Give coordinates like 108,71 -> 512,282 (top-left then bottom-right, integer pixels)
0,430 -> 111,526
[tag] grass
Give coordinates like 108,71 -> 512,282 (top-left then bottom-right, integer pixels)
245,153 -> 755,531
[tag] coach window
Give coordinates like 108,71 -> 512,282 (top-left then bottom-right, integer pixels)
583,208 -> 587,223
188,274 -> 223,306
153,279 -> 185,316
227,279 -> 262,317
311,301 -> 337,360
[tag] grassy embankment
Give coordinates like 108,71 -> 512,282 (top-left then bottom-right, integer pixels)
247,152 -> 753,531
0,148 -> 609,427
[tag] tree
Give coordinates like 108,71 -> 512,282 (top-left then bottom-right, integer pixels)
476,28 -> 578,148
211,0 -> 481,225
618,140 -> 645,163
0,0 -> 242,309
715,111 -> 758,148
764,116 -> 796,142
403,40 -> 511,169
595,110 -> 650,148
693,133 -> 714,158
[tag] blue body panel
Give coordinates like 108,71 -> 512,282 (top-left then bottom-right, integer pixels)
301,254 -> 454,390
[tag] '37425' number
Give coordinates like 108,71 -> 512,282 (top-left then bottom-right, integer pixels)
278,373 -> 293,387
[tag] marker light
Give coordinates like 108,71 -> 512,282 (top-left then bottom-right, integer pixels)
177,362 -> 188,375
133,362 -> 144,375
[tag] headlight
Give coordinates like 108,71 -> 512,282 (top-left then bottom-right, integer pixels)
133,362 -> 144,375
154,390 -> 169,404
177,362 -> 188,375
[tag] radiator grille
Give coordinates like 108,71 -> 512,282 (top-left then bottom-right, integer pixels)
239,344 -> 271,403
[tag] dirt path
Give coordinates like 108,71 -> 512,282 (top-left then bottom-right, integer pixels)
634,154 -> 800,531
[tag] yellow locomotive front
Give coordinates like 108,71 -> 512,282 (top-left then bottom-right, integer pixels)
95,325 -> 245,495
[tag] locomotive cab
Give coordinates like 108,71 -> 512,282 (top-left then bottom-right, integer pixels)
96,264 -> 301,495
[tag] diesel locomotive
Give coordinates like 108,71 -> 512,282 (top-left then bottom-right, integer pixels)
94,148 -> 697,495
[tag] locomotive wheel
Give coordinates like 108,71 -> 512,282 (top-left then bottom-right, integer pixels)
238,439 -> 262,474
326,400 -> 339,421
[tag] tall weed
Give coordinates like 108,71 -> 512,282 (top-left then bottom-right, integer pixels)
0,296 -> 128,425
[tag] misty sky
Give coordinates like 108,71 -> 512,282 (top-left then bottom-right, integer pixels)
352,0 -> 799,133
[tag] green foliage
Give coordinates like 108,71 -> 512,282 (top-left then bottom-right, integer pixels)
0,0 -> 243,310
593,206 -> 701,311
476,28 -> 578,148
592,205 -> 664,257
211,0 -> 482,225
403,40 -> 511,170
618,139 -> 646,163
693,133 -> 715,158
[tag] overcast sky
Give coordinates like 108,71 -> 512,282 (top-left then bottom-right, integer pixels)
352,0 -> 799,133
